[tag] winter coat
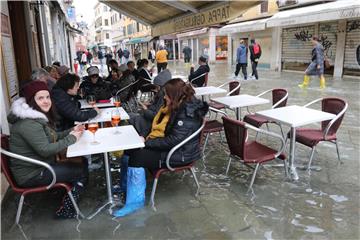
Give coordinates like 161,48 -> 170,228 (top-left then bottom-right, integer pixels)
7,98 -> 76,186
236,44 -> 247,64
51,86 -> 97,131
80,76 -> 112,100
189,64 -> 210,87
183,47 -> 192,59
311,43 -> 325,66
113,74 -> 135,102
145,97 -> 209,166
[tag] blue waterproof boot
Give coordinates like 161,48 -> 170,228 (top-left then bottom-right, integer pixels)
113,167 -> 146,217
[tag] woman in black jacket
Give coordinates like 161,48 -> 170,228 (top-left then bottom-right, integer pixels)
52,73 -> 99,131
113,78 -> 208,217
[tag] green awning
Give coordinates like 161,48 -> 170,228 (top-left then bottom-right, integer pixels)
127,37 -> 152,44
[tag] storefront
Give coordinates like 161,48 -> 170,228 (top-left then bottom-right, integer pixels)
343,20 -> 360,76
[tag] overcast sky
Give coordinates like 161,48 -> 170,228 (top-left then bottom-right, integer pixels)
73,0 -> 98,24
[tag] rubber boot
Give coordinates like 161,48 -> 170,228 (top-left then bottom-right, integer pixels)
55,183 -> 83,219
113,167 -> 146,217
320,76 -> 326,89
298,75 -> 310,89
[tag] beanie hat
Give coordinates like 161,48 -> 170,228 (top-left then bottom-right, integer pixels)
22,81 -> 49,103
87,66 -> 99,76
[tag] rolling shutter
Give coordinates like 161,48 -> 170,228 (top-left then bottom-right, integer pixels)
319,22 -> 338,65
344,20 -> 360,70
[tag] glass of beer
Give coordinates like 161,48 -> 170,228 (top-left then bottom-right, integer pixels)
87,95 -> 96,107
88,122 -> 100,145
111,109 -> 121,134
113,95 -> 121,109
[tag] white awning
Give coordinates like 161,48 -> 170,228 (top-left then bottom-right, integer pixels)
267,0 -> 360,27
176,28 -> 208,38
219,18 -> 268,34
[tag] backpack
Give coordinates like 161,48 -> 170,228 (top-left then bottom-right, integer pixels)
253,43 -> 260,55
123,50 -> 130,58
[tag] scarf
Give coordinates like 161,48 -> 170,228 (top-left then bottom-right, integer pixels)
147,106 -> 171,140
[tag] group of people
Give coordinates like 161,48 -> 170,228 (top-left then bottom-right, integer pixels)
234,38 -> 262,80
7,54 -> 209,219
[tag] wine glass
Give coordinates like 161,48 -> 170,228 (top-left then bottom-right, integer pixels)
88,122 -> 100,145
113,95 -> 121,109
111,109 -> 121,135
87,95 -> 96,107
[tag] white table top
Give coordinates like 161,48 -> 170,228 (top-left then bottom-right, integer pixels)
211,94 -> 269,109
79,98 -> 114,109
256,105 -> 336,128
194,86 -> 227,96
66,125 -> 144,157
75,107 -> 129,124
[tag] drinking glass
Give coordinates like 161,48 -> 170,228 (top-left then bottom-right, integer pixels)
113,95 -> 121,108
88,122 -> 100,145
111,109 -> 121,134
87,95 -> 96,107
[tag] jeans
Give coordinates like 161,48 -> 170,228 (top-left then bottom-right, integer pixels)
235,63 -> 247,79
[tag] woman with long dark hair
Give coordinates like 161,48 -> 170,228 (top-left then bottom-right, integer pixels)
8,81 -> 88,218
113,78 -> 208,217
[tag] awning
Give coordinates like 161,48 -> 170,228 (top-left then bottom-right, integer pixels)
101,1 -> 261,37
176,28 -> 208,38
267,0 -> 360,27
219,18 -> 269,34
127,36 -> 152,44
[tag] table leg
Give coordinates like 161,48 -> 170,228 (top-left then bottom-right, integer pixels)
201,96 -> 205,102
236,108 -> 241,120
289,127 -> 299,180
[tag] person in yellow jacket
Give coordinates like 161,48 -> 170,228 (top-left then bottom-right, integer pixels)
155,45 -> 168,73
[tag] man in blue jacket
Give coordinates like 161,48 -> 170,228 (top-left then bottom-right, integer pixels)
234,39 -> 248,80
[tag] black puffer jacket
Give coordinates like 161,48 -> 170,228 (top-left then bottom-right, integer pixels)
80,76 -> 111,100
51,86 -> 97,131
189,64 -> 210,87
145,97 -> 209,166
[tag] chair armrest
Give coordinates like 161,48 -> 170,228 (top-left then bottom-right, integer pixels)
256,89 -> 272,97
226,81 -> 241,96
0,149 -> 56,189
303,98 -> 322,107
208,106 -> 228,117
323,101 -> 348,139
165,120 -> 206,171
244,123 -> 285,158
272,92 -> 288,109
190,73 -> 207,83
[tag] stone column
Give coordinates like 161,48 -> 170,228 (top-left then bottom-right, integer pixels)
270,27 -> 282,72
209,28 -> 217,64
227,34 -> 232,65
334,20 -> 346,78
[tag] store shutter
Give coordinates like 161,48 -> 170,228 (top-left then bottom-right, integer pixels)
319,22 -> 338,65
344,20 -> 360,71
282,25 -> 315,64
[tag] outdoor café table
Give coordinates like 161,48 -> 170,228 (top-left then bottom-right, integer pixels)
256,105 -> 335,180
75,107 -> 129,124
66,125 -> 145,218
79,98 -> 114,109
194,86 -> 227,101
211,94 -> 269,120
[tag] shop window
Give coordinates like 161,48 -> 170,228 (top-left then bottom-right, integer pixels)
103,6 -> 107,12
106,33 -> 110,39
260,0 -> 268,13
216,36 -> 228,60
105,19 -> 108,26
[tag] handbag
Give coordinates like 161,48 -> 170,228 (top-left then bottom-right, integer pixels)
324,58 -> 331,69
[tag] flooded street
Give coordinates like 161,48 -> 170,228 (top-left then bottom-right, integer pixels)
2,62 -> 359,239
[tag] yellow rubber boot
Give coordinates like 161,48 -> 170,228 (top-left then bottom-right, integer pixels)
320,76 -> 326,89
298,75 -> 310,89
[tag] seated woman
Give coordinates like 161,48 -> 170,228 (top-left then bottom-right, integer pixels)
136,59 -> 157,94
52,73 -> 100,131
113,78 -> 208,217
80,66 -> 111,100
116,64 -> 135,102
8,81 -> 88,219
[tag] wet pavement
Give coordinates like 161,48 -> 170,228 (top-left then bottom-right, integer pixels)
2,62 -> 359,239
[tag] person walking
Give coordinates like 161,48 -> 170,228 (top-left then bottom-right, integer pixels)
117,48 -> 123,64
123,48 -> 130,64
155,45 -> 168,73
234,39 -> 248,80
148,47 -> 155,63
80,51 -> 87,76
249,39 -> 261,80
98,49 -> 105,75
298,36 -> 326,89
183,44 -> 192,71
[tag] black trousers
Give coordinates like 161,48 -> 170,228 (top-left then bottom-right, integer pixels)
157,62 -> 168,73
251,61 -> 258,79
184,57 -> 190,63
21,160 -> 88,188
235,63 -> 247,79
127,148 -> 163,170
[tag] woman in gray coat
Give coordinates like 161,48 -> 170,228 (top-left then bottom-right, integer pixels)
299,36 -> 326,89
8,81 -> 88,219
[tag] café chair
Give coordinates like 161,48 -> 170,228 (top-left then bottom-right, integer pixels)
149,120 -> 205,210
190,72 -> 209,87
209,80 -> 241,111
1,135 -> 84,224
222,117 -> 287,192
244,88 -> 288,137
290,97 -> 348,170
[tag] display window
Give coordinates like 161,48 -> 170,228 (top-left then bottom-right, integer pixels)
216,36 -> 228,60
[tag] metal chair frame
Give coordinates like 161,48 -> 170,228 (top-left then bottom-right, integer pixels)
217,80 -> 241,97
0,148 -> 84,224
149,120 -> 206,210
300,98 -> 348,169
224,121 -> 287,193
190,72 -> 208,87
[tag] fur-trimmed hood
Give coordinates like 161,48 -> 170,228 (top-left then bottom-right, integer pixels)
7,97 -> 48,124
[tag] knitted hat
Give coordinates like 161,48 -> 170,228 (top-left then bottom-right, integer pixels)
22,81 -> 49,103
87,66 -> 99,76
